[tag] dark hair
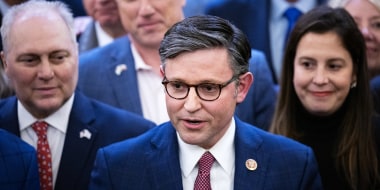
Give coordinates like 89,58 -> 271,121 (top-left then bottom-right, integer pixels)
159,15 -> 251,77
270,5 -> 379,189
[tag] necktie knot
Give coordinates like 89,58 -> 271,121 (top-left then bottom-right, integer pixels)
32,121 -> 49,138
194,151 -> 214,190
198,151 -> 215,174
284,7 -> 302,23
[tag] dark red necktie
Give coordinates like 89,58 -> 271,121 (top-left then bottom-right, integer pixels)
194,151 -> 215,190
32,121 -> 53,190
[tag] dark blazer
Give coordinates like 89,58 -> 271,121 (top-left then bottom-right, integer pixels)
0,129 -> 39,190
78,36 -> 276,130
371,75 -> 380,115
78,21 -> 99,54
0,91 -> 155,190
89,117 -> 323,189
205,0 -> 327,83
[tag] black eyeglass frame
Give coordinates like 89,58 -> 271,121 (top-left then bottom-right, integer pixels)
161,75 -> 239,101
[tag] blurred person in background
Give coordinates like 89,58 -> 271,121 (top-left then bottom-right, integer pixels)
329,0 -> 380,79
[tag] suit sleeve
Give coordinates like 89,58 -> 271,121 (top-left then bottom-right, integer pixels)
89,148 -> 113,190
24,152 -> 40,190
299,149 -> 324,190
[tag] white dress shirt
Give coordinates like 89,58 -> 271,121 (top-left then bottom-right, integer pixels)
179,117 -> 236,190
95,21 -> 114,47
18,94 -> 74,188
270,0 -> 317,80
131,43 -> 170,125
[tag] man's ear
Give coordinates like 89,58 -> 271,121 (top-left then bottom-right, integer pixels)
160,65 -> 165,77
236,72 -> 253,103
1,51 -> 7,70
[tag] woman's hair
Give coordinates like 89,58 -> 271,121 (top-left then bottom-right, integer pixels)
270,6 -> 379,189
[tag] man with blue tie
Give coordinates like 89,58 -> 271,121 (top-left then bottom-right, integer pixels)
0,1 -> 155,189
205,0 -> 327,83
89,15 -> 323,190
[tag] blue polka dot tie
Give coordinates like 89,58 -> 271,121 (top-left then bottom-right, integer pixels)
32,121 -> 53,190
194,151 -> 215,190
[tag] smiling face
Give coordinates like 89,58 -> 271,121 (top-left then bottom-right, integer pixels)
116,0 -> 185,49
3,13 -> 78,119
84,0 -> 122,27
163,48 -> 252,149
293,31 -> 356,116
345,0 -> 380,77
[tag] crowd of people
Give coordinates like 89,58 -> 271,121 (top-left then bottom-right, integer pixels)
0,0 -> 379,189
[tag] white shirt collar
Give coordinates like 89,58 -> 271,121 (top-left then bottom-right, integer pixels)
18,93 -> 75,133
178,117 -> 236,178
271,0 -> 317,20
131,43 -> 152,71
95,21 -> 114,47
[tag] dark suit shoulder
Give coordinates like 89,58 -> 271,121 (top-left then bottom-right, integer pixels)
80,93 -> 155,134
237,119 -> 312,153
0,128 -> 35,154
79,36 -> 131,65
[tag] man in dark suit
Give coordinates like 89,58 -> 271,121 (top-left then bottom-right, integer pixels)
205,0 -> 326,83
0,128 -> 40,190
89,15 -> 322,189
0,1 -> 155,189
78,0 -> 127,53
78,0 -> 276,130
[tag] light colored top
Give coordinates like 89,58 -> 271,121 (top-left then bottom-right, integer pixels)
270,0 -> 317,80
131,43 -> 170,125
95,21 -> 114,47
19,94 -> 74,188
179,117 -> 236,190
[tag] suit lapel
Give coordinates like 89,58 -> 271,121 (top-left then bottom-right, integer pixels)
55,92 -> 98,187
233,118 -> 269,190
0,97 -> 21,136
147,124 -> 183,189
105,37 -> 143,114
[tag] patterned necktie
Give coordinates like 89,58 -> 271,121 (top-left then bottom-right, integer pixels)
194,151 -> 215,190
32,121 -> 53,190
284,7 -> 303,46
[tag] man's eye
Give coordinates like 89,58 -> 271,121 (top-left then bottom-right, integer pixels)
18,56 -> 39,66
199,84 -> 218,93
169,82 -> 186,90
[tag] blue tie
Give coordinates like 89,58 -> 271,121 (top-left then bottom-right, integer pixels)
284,7 -> 302,46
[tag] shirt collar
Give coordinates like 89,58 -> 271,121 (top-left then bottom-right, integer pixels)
271,0 -> 317,20
178,117 -> 236,178
131,43 -> 152,71
95,21 -> 114,47
18,93 -> 75,134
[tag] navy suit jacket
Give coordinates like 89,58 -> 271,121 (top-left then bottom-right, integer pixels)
0,91 -> 155,190
0,129 -> 39,190
371,76 -> 380,114
78,36 -> 276,130
205,0 -> 326,83
89,117 -> 323,189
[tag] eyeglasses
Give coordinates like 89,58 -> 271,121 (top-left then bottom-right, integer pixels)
161,76 -> 238,101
